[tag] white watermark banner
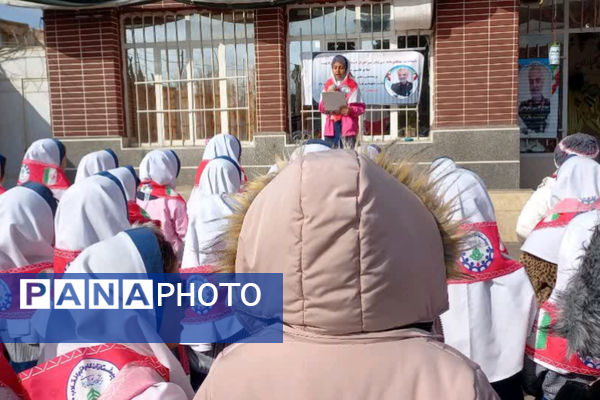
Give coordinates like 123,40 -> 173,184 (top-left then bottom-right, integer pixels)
302,50 -> 424,106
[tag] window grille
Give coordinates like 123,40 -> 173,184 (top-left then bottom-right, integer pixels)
122,11 -> 256,146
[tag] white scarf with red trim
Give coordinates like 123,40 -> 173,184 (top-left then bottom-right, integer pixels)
434,163 -> 537,382
522,156 -> 600,263
526,210 -> 600,376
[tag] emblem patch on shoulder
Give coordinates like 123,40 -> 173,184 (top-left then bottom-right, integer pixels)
18,164 -> 30,183
67,359 -> 118,400
460,231 -> 494,273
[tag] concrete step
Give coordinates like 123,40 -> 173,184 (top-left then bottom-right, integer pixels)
489,189 -> 532,245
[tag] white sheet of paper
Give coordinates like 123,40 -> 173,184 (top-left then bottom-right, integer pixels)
322,91 -> 347,113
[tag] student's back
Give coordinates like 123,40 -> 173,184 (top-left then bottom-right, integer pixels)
196,151 -> 497,400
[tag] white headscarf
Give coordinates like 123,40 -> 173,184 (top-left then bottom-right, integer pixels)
551,156 -> 600,206
436,165 -> 537,382
23,138 -> 65,166
54,228 -> 195,399
522,156 -> 600,263
108,166 -> 139,202
430,158 -> 495,223
202,133 -> 242,163
366,144 -> 382,160
0,183 -> 55,269
55,173 -> 130,255
552,210 -> 600,303
183,158 -> 241,269
74,149 -> 119,183
139,150 -> 180,188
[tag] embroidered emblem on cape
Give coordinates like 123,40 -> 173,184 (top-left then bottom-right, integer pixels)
580,356 -> 600,370
18,164 -> 30,183
43,167 -> 57,185
67,359 -> 118,400
460,231 -> 494,273
0,279 -> 12,311
187,274 -> 213,315
141,184 -> 152,194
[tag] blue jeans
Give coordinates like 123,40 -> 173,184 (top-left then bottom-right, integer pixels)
325,121 -> 343,148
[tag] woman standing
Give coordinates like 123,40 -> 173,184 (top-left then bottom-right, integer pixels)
319,55 -> 365,149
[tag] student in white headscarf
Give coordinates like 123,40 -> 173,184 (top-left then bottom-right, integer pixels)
0,183 -> 56,271
183,156 -> 242,269
517,133 -> 599,242
366,143 -> 382,160
53,172 -> 130,273
22,226 -> 194,400
109,166 -> 154,225
431,157 -> 537,400
523,210 -> 600,399
0,182 -> 57,372
137,150 -> 187,259
521,155 -> 600,304
74,148 -> 119,183
17,138 -> 70,200
196,134 -> 246,184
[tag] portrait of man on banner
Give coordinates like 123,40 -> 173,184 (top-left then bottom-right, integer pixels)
517,59 -> 559,138
385,65 -> 419,98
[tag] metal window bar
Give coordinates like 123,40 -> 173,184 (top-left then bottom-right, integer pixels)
288,3 -> 430,144
122,10 -> 256,146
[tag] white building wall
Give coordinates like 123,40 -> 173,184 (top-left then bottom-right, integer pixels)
0,46 -> 50,187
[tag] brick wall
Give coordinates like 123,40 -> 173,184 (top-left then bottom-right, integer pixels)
434,0 -> 519,128
255,7 -> 287,134
45,10 -> 124,137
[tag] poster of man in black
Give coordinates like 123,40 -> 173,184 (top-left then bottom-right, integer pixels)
391,68 -> 413,97
518,63 -> 551,134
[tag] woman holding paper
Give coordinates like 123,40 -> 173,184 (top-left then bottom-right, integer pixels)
319,55 -> 365,149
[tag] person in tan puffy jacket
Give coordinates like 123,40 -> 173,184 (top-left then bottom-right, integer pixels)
195,150 -> 498,400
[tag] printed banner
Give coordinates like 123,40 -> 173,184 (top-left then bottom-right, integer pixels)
518,58 -> 560,138
0,273 -> 283,344
302,50 -> 425,106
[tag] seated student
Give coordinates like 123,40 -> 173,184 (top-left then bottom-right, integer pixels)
195,151 -> 497,400
517,133 -> 599,242
108,166 -> 155,225
524,210 -> 600,400
430,157 -> 537,400
0,183 -> 57,372
196,133 -> 246,185
53,172 -> 130,273
0,153 -> 6,195
74,148 -> 119,183
20,226 -> 194,400
183,157 -> 242,268
137,150 -> 187,259
521,156 -> 600,305
17,138 -> 70,200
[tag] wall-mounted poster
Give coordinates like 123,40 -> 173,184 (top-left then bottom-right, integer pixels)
302,50 -> 425,106
518,58 -> 560,138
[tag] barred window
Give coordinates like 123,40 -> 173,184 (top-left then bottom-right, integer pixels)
287,3 -> 431,144
123,11 -> 256,146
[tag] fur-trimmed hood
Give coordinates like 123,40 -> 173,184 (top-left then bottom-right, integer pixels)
220,150 -> 462,335
555,210 -> 600,357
